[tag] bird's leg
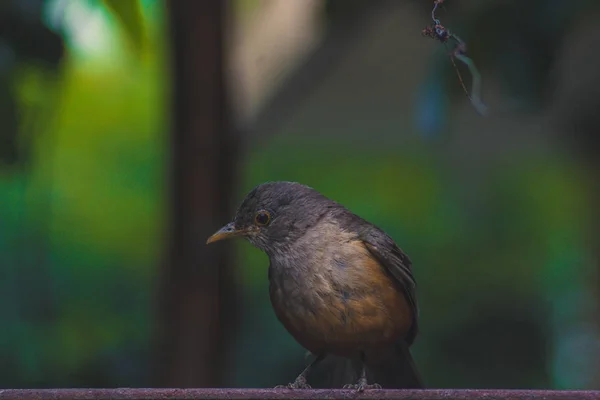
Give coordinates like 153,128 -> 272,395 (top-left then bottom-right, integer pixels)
275,353 -> 325,389
342,353 -> 382,391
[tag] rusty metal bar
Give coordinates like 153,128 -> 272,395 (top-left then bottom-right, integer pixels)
0,389 -> 599,400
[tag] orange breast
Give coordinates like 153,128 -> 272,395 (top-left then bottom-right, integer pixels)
269,240 -> 413,357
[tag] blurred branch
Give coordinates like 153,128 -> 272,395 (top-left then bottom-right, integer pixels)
155,0 -> 238,388
2,388 -> 600,399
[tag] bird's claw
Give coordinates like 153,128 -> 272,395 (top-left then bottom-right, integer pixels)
275,375 -> 311,389
343,381 -> 382,392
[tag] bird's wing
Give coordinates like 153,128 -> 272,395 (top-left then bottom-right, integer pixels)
360,227 -> 419,344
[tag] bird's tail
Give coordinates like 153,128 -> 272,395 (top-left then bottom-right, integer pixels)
324,342 -> 424,389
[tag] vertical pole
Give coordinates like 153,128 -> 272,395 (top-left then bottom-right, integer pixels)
156,0 -> 237,387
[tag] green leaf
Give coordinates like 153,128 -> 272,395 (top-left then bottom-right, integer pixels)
102,0 -> 145,56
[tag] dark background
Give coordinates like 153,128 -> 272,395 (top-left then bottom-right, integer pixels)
2,0 -> 600,390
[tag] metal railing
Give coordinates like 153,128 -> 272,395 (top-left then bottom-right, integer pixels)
0,389 -> 599,400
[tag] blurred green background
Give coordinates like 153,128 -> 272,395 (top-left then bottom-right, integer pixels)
2,0 -> 600,391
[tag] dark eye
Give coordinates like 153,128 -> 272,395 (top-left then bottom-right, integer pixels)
254,210 -> 271,226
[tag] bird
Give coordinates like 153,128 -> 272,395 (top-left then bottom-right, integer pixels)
206,181 -> 423,390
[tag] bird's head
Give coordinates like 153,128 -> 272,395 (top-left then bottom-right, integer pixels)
206,181 -> 334,254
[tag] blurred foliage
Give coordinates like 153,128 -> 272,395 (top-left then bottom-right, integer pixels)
0,0 -> 165,388
0,0 -> 148,167
0,0 -> 64,165
0,0 -> 597,392
103,0 -> 146,55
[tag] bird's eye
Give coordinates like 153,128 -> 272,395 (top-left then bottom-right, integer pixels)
254,210 -> 271,226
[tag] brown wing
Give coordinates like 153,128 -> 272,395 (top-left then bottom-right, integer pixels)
360,228 -> 419,345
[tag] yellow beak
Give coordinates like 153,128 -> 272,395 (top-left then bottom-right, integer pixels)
206,222 -> 245,244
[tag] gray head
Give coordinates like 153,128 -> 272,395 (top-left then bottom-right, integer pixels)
206,181 -> 338,254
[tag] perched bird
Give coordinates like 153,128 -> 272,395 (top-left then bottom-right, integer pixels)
207,181 -> 423,390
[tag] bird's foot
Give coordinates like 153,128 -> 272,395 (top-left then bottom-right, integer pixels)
275,375 -> 311,389
343,378 -> 382,392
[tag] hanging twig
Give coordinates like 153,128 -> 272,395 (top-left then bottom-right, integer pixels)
422,0 -> 487,115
